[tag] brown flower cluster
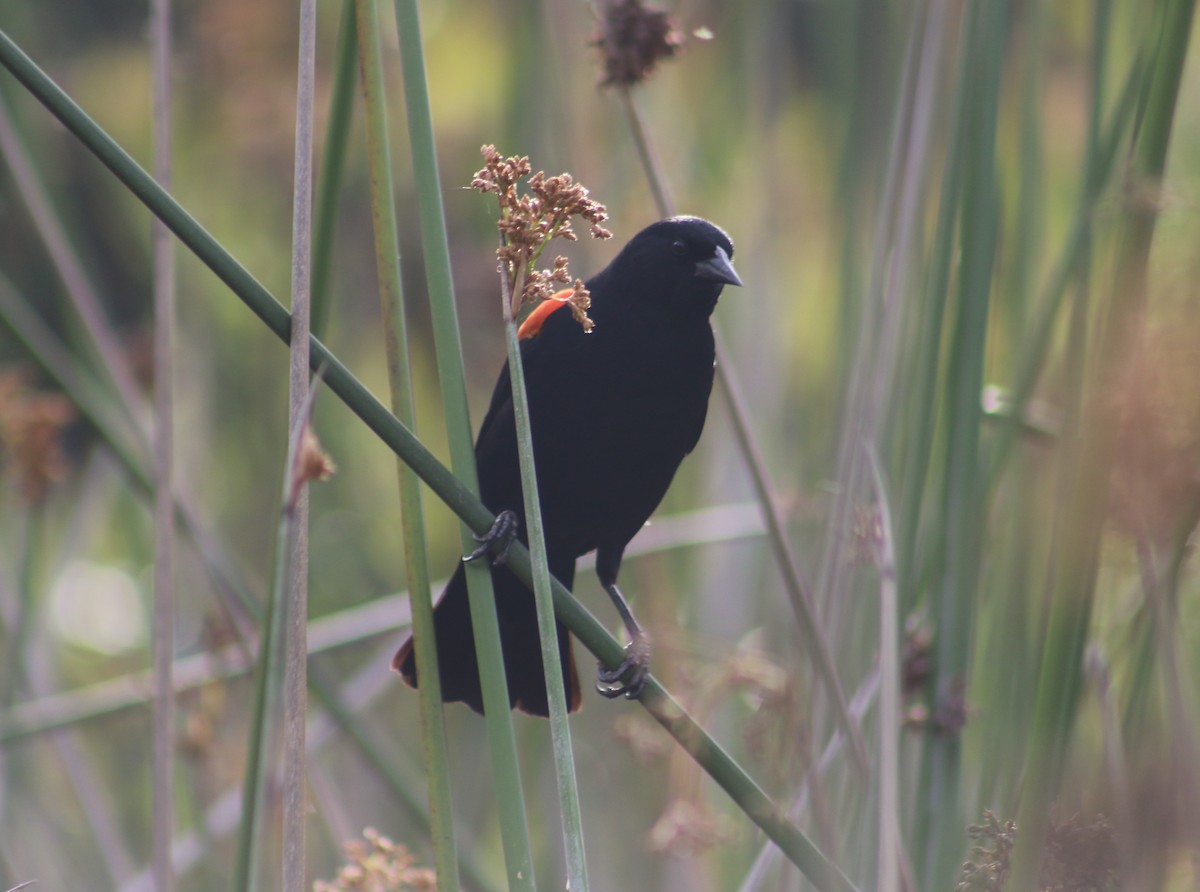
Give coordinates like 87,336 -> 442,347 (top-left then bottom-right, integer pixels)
0,369 -> 75,506
957,811 -> 1017,892
956,811 -> 1117,892
593,0 -> 683,87
470,145 -> 612,330
313,828 -> 439,892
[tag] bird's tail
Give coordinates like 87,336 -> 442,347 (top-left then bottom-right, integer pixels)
392,561 -> 582,717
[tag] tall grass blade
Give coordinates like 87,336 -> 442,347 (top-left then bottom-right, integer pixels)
0,91 -> 144,421
311,0 -> 358,340
353,1 -> 460,887
389,2 -> 538,888
148,0 -> 177,888
496,246 -> 590,892
1006,1 -> 1196,887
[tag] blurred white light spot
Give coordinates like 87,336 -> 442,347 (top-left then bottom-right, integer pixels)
49,561 -> 147,654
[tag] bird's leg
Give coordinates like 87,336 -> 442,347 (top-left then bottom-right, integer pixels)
593,547 -> 650,700
462,510 -> 520,567
595,581 -> 651,699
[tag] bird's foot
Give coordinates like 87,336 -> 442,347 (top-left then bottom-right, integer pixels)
462,510 -> 519,567
596,632 -> 651,700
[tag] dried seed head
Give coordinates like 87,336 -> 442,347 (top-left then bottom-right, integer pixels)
565,279 -> 595,333
470,144 -> 532,199
289,425 -> 336,507
469,145 -> 610,330
593,0 -> 683,88
313,828 -> 439,892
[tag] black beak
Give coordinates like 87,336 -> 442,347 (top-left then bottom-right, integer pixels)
694,245 -> 742,287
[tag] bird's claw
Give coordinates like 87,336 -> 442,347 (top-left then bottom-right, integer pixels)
595,634 -> 651,700
463,510 -> 519,567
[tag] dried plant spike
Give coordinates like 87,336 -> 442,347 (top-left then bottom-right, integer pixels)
470,144 -> 531,200
566,279 -> 595,332
289,425 -> 336,507
593,0 -> 684,88
468,145 -> 611,330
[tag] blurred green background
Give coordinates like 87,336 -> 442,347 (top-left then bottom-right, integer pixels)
1,0 -> 1199,890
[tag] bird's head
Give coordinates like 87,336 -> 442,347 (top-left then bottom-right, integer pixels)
602,216 -> 741,319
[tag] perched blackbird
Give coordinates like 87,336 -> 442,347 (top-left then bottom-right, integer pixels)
394,216 -> 741,716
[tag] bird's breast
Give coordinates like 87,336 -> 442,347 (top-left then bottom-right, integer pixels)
524,322 -> 715,553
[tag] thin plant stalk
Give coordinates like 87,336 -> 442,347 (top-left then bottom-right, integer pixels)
983,37 -> 1146,496
149,0 -> 176,888
310,0 -> 358,340
815,0 -> 923,646
496,241 -> 590,892
281,0 -> 317,887
617,84 -> 866,777
1086,652 -> 1139,888
0,91 -> 144,422
117,639 -> 499,892
0,270 -> 259,653
13,585 -> 140,886
735,672 -> 881,892
0,35 -> 856,887
389,3 -> 538,890
232,482 -> 289,892
353,1 -> 460,887
1,510 -> 40,713
875,0 -> 956,614
865,447 -> 899,892
234,385 -> 322,892
231,473 -> 287,892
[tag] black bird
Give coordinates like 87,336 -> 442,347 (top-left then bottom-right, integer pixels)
394,216 -> 741,715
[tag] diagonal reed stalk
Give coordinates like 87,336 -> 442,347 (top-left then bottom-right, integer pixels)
0,26 -> 857,891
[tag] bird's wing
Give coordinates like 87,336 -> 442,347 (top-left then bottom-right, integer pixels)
472,306 -> 586,515
475,295 -> 578,448
474,355 -> 513,449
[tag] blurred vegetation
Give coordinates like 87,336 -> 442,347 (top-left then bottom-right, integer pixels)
1,0 -> 1199,890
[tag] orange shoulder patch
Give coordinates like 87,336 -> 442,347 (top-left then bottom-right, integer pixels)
517,289 -> 575,340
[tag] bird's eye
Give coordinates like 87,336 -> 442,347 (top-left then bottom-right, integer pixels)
671,240 -> 688,256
